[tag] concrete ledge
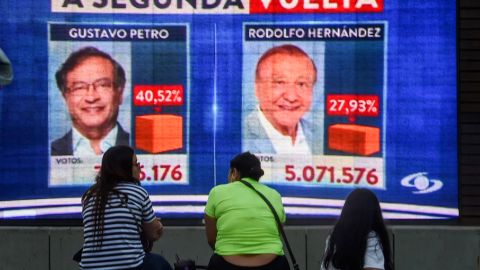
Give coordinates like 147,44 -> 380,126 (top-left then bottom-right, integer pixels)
0,227 -> 50,270
0,226 -> 478,270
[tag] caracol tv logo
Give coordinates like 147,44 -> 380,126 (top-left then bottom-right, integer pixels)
400,172 -> 443,194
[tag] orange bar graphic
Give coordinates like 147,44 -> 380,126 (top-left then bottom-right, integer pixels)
328,124 -> 380,156
135,115 -> 183,154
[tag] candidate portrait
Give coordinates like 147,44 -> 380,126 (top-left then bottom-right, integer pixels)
243,44 -> 323,155
51,46 -> 129,156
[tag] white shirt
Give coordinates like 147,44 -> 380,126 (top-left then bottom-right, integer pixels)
72,125 -> 118,156
257,107 -> 311,154
321,231 -> 385,270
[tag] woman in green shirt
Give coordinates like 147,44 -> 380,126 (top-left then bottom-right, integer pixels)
204,152 -> 290,270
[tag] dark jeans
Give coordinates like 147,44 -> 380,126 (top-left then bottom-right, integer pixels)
132,253 -> 173,270
207,253 -> 290,270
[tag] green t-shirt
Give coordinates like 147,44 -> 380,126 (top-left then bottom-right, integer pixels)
204,178 -> 286,256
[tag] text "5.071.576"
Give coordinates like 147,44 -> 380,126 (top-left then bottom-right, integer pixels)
285,165 -> 379,185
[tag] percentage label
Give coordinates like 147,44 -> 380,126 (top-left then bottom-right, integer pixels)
327,94 -> 379,117
133,85 -> 184,106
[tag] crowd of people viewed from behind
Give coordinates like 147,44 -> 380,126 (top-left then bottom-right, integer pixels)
78,147 -> 392,270
63,45 -> 392,270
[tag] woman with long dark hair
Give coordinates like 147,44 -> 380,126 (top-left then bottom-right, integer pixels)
204,152 -> 290,270
79,145 -> 171,270
321,188 -> 394,270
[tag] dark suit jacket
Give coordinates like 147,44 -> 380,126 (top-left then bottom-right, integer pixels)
51,123 -> 130,156
0,48 -> 13,86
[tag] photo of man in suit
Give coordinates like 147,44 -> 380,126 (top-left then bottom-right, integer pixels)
243,44 -> 319,154
0,48 -> 13,87
51,46 -> 129,156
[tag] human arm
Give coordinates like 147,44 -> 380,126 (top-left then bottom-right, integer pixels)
204,187 -> 218,250
141,192 -> 163,242
204,214 -> 217,250
143,217 -> 163,241
363,233 -> 385,270
277,191 -> 286,224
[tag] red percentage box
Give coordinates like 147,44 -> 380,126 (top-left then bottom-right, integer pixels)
134,85 -> 184,106
327,94 -> 379,117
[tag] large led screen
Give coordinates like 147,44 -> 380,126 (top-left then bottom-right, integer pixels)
0,0 -> 457,220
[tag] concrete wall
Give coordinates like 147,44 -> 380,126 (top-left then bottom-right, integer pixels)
0,226 -> 478,270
